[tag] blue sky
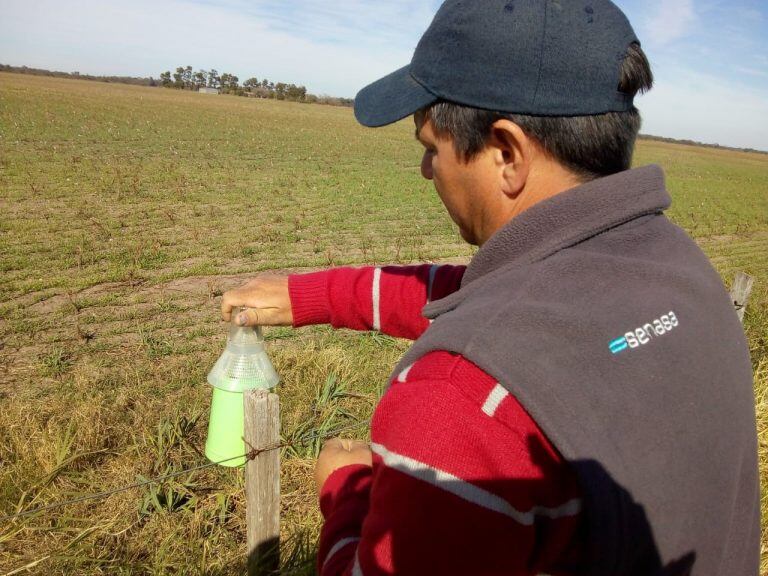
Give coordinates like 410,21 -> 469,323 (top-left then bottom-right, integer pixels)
1,0 -> 767,150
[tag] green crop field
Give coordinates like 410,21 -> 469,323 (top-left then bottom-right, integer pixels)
1,72 -> 767,574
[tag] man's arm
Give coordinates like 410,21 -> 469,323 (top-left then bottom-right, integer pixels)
289,264 -> 465,339
316,352 -> 584,575
221,264 -> 465,339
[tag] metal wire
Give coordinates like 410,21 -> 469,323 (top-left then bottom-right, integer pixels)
0,419 -> 370,524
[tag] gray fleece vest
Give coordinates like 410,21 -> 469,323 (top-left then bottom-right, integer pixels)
393,165 -> 759,575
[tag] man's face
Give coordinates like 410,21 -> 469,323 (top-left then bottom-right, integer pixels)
415,118 -> 497,246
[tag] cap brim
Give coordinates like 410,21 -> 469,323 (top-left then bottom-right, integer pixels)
354,65 -> 438,127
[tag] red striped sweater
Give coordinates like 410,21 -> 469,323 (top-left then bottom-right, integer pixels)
289,265 -> 585,575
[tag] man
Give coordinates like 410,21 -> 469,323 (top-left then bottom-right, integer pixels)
222,1 -> 759,574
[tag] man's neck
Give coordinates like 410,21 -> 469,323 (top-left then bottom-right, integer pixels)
479,161 -> 585,246
514,160 -> 585,217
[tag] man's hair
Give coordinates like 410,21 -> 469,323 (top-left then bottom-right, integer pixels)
416,43 -> 653,181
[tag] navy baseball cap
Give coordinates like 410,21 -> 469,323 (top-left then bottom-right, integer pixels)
354,0 -> 639,127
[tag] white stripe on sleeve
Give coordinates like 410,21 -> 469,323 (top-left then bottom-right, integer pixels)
371,443 -> 581,526
481,383 -> 509,418
322,537 -> 360,568
372,267 -> 382,331
352,549 -> 364,576
396,363 -> 414,383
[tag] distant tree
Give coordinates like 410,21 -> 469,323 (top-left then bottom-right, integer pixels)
173,67 -> 184,89
182,65 -> 193,89
274,82 -> 287,100
244,77 -> 259,91
193,70 -> 207,90
160,71 -> 172,87
208,69 -> 220,89
218,73 -> 239,93
286,84 -> 306,101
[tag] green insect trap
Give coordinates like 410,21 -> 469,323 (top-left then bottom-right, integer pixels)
204,312 -> 279,467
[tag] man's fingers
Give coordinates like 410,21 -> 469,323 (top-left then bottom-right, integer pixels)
321,437 -> 369,452
234,307 -> 283,327
315,437 -> 373,491
220,290 -> 244,322
234,307 -> 259,326
321,437 -> 345,451
343,439 -> 369,451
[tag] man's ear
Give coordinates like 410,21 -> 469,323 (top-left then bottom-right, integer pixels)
489,119 -> 532,199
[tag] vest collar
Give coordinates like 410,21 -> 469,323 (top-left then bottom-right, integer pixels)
423,164 -> 670,319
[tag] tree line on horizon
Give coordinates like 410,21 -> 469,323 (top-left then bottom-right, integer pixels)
0,63 -> 353,107
160,65 -> 352,106
0,63 -> 159,87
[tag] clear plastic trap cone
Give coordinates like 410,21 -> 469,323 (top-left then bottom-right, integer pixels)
205,308 -> 281,466
207,312 -> 280,393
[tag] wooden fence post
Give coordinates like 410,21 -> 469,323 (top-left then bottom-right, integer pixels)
729,271 -> 754,324
244,389 -> 280,575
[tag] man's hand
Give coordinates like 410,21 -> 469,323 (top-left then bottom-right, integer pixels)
315,438 -> 373,492
221,275 -> 293,326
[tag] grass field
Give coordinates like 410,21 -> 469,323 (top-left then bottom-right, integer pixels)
1,72 -> 767,574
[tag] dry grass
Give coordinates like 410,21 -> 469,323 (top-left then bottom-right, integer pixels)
1,72 -> 767,574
